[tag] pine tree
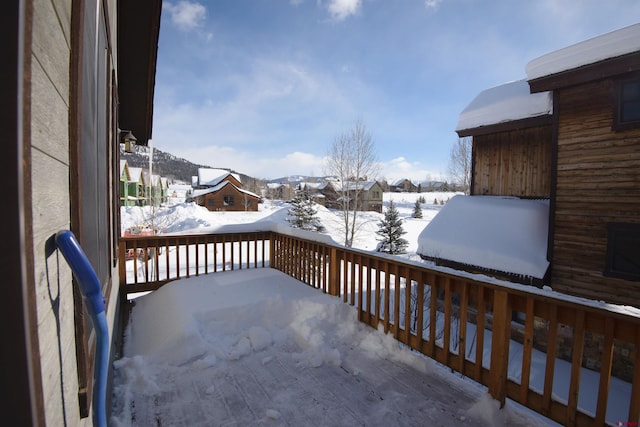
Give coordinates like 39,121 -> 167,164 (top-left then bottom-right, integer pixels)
286,191 -> 323,231
376,201 -> 408,254
412,199 -> 423,219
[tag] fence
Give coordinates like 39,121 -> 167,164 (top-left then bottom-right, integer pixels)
120,231 -> 640,426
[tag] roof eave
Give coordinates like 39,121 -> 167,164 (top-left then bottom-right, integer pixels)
117,0 -> 162,146
456,114 -> 552,138
528,51 -> 640,93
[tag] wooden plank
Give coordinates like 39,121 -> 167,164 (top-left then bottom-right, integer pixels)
458,281 -> 469,375
520,297 -> 534,405
488,289 -> 511,407
428,276 -> 437,357
443,277 -> 452,367
542,305 -> 558,415
566,310 -> 585,427
628,327 -> 640,423
595,317 -> 615,425
393,265 -> 400,339
416,273 -> 425,349
404,270 -> 412,343
384,267 -> 391,333
474,286 -> 486,382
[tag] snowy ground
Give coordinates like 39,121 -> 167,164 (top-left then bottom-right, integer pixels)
113,193 -> 632,426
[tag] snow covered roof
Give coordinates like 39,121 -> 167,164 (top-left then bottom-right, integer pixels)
192,180 -> 260,199
128,167 -> 144,183
417,195 -> 550,279
119,160 -> 130,180
198,168 -> 240,187
526,23 -> 640,81
456,80 -> 552,133
338,181 -> 380,191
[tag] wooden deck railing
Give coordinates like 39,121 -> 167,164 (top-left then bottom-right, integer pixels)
119,231 -> 640,426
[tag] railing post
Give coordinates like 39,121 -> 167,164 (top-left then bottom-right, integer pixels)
269,233 -> 276,269
489,289 -> 511,408
118,239 -> 126,289
328,247 -> 340,296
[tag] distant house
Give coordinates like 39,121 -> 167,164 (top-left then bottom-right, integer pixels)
419,24 -> 640,306
120,160 -> 135,206
191,168 -> 261,212
127,167 -> 147,206
266,182 -> 292,201
321,180 -> 384,213
390,178 -> 417,193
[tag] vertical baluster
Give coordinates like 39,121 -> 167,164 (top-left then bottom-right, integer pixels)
567,310 -> 585,426
416,273 -> 425,351
195,238 -> 200,276
628,326 -> 640,423
384,267 -> 391,334
458,281 -> 469,375
185,236 -> 190,278
595,317 -> 615,425
428,275 -> 438,358
520,297 -> 535,405
474,286 -> 486,382
404,270 -> 412,343
489,289 -> 511,408
443,277 -> 452,366
542,305 -> 558,415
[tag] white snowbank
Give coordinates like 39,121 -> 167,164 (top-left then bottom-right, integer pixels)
456,80 -> 552,133
526,23 -> 640,81
417,195 -> 550,279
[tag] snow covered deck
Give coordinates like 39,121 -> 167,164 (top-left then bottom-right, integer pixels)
111,268 -> 548,426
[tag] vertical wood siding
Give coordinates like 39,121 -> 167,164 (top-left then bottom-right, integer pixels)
552,79 -> 640,305
472,126 -> 552,197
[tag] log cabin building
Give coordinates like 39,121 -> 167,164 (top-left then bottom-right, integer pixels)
420,24 -> 640,307
527,23 -> 640,306
191,168 -> 261,212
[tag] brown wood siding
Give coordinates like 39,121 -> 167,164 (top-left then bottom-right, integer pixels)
199,186 -> 260,212
472,125 -> 552,197
551,79 -> 640,306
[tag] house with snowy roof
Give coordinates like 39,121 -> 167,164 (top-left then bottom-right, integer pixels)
321,180 -> 384,213
191,167 -> 261,212
390,178 -> 418,193
126,166 -> 148,206
419,23 -> 640,305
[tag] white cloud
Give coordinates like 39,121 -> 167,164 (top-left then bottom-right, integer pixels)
424,0 -> 442,10
379,157 -> 444,184
327,0 -> 362,21
164,1 -> 207,32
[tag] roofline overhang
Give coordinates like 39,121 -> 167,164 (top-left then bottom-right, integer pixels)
117,0 -> 162,146
528,51 -> 640,94
456,114 -> 553,138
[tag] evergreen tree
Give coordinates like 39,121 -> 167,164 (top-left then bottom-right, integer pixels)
286,191 -> 323,231
376,201 -> 408,254
412,199 -> 423,219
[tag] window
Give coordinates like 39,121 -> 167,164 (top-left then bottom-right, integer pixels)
604,223 -> 640,281
206,199 -> 215,207
615,76 -> 640,131
224,195 -> 234,206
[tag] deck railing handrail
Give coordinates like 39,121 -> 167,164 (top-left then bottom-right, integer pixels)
119,231 -> 640,426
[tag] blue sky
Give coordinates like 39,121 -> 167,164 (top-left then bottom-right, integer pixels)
151,0 -> 640,182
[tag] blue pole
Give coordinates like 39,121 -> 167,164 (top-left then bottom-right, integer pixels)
55,230 -> 108,427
